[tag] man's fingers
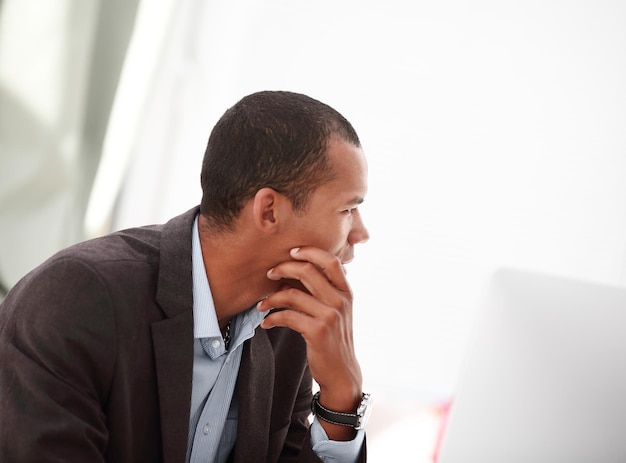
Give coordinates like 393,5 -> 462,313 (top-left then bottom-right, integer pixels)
259,294 -> 343,345
289,247 -> 349,288
267,262 -> 345,301
270,247 -> 351,294
258,286 -> 331,319
260,304 -> 318,331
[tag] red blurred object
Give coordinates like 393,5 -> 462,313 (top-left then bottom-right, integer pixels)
432,398 -> 453,462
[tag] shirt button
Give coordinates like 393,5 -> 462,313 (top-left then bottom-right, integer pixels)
211,340 -> 221,349
203,424 -> 210,435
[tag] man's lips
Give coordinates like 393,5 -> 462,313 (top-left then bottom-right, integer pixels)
341,247 -> 354,265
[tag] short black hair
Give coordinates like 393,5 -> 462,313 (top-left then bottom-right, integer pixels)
200,90 -> 361,231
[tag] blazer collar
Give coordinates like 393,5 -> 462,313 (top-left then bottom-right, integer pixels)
153,206 -> 199,463
155,206 -> 199,319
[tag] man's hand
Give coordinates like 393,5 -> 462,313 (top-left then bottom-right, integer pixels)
256,246 -> 362,441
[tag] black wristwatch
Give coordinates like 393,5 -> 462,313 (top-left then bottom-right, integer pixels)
311,391 -> 372,430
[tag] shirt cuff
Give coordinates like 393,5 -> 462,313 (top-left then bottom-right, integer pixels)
310,417 -> 365,463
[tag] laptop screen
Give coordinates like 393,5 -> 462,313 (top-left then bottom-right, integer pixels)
438,268 -> 626,463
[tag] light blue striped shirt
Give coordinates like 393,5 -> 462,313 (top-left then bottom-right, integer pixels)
187,215 -> 363,462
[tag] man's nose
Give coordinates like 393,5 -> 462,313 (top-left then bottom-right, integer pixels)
349,210 -> 369,244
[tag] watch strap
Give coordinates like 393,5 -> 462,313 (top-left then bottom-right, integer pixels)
311,391 -> 371,429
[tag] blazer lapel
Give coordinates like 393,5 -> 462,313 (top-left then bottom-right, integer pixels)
152,207 -> 198,463
152,314 -> 194,463
233,328 -> 275,461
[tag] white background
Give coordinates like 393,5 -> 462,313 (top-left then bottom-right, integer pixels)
3,1 -> 626,460
108,0 -> 626,395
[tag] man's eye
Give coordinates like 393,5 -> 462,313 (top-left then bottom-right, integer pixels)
343,208 -> 355,215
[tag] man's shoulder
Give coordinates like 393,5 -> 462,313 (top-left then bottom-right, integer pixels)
50,206 -> 199,270
74,224 -> 164,263
35,224 -> 163,280
11,208 -> 198,294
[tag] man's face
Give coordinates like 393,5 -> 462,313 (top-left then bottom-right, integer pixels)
283,138 -> 369,264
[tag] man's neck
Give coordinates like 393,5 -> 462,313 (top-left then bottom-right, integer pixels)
197,215 -> 278,329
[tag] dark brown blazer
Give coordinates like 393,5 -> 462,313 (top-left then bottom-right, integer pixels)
0,207 -> 365,462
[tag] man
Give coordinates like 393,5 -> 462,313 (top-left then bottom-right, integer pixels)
0,91 -> 371,462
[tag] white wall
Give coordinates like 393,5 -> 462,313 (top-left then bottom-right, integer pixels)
106,0 -> 626,399
78,0 -> 626,458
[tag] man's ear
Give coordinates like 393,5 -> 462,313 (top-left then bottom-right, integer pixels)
252,188 -> 286,232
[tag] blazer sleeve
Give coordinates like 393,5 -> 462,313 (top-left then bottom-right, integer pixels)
0,257 -> 116,462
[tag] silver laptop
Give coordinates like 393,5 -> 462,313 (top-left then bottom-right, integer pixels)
438,268 -> 626,463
